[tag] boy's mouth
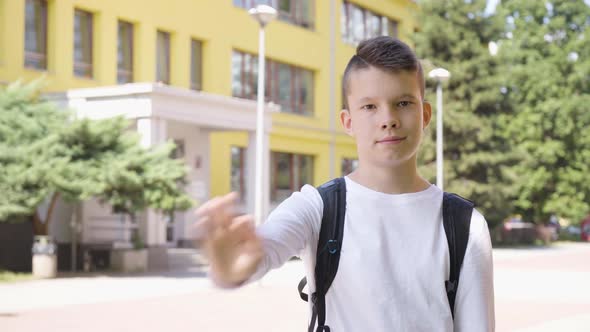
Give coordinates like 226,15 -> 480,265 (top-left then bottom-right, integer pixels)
376,136 -> 406,144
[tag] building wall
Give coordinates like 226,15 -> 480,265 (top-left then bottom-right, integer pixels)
0,0 -> 418,202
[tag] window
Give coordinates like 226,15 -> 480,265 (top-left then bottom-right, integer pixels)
234,0 -> 314,29
232,51 -> 258,100
341,1 -> 398,45
233,1 -> 274,10
271,152 -> 313,202
73,9 -> 93,78
171,139 -> 185,159
232,51 -> 314,115
231,147 -> 247,200
277,63 -> 292,112
277,0 -> 314,29
156,30 -> 171,84
117,20 -> 133,84
341,158 -> 358,176
388,20 -> 399,39
24,0 -> 48,70
190,39 -> 203,91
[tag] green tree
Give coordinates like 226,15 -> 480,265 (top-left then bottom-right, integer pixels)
33,117 -> 135,234
42,116 -> 194,235
0,80 -> 194,235
0,80 -> 68,224
497,0 -> 590,223
98,139 -> 194,224
415,0 -> 520,226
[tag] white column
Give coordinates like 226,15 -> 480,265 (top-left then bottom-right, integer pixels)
136,117 -> 168,246
137,117 -> 167,149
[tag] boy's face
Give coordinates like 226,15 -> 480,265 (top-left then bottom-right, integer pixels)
341,66 -> 432,169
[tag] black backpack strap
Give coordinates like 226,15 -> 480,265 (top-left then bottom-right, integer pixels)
298,177 -> 346,332
442,192 -> 474,319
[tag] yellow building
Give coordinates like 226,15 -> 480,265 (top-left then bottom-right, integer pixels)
0,0 -> 417,255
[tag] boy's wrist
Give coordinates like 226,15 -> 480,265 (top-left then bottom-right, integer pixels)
209,267 -> 249,289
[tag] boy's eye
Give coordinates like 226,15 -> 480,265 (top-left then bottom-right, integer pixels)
397,101 -> 413,107
361,104 -> 377,110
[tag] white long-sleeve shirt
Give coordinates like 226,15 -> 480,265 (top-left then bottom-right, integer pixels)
253,176 -> 495,331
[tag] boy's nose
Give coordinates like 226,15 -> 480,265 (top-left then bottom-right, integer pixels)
380,118 -> 399,130
381,120 -> 399,129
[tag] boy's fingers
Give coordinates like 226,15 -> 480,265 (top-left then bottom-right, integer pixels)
196,196 -> 222,218
196,192 -> 240,229
213,192 -> 240,225
227,215 -> 256,242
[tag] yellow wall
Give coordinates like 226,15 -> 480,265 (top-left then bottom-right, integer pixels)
0,0 -> 417,196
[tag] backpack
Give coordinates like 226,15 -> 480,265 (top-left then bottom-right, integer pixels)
297,177 -> 474,332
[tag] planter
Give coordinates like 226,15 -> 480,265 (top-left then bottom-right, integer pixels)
32,254 -> 57,278
110,248 -> 148,273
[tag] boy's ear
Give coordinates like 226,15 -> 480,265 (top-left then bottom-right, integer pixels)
422,101 -> 432,129
340,109 -> 354,137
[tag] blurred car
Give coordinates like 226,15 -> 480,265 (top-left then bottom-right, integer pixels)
493,215 -> 537,245
581,216 -> 590,242
546,215 -> 560,241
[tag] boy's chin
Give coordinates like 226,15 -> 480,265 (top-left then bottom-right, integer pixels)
369,157 -> 415,170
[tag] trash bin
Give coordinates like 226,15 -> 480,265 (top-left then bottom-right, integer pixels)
32,236 -> 57,278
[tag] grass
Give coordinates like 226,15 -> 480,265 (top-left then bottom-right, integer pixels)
0,270 -> 36,283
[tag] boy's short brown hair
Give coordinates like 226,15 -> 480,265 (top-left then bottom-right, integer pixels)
342,36 -> 425,109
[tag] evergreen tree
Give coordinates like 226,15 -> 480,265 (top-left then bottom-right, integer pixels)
0,80 -> 67,223
415,0 -> 520,226
98,139 -> 194,222
0,81 -> 194,234
497,0 -> 590,223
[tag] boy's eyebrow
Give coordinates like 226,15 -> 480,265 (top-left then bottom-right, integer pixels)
357,94 -> 419,103
358,97 -> 376,103
397,93 -> 420,101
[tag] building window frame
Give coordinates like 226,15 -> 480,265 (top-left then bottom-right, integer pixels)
231,146 -> 247,201
233,0 -> 314,30
24,0 -> 48,70
73,9 -> 94,78
341,1 -> 398,45
232,50 -> 314,116
117,20 -> 134,84
156,30 -> 171,84
190,38 -> 203,91
271,151 -> 314,202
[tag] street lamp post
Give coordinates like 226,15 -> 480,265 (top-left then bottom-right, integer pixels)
249,5 -> 277,224
428,68 -> 451,191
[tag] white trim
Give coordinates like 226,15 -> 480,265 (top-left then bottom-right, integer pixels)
46,82 -> 277,132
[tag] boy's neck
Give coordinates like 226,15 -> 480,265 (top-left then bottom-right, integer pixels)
348,160 -> 431,194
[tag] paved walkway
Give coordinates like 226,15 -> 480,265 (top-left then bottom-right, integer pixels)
1,242 -> 589,331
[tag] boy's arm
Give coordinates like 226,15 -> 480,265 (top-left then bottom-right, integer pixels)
193,193 -> 264,288
453,209 -> 495,332
193,185 -> 322,288
248,184 -> 323,282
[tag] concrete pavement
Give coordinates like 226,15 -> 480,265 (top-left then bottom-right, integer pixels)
1,242 -> 589,331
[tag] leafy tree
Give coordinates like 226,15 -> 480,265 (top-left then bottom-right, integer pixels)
0,81 -> 194,236
0,80 -> 67,225
497,0 -> 590,223
415,0 -> 520,226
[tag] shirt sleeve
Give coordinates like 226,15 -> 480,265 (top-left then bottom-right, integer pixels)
247,184 -> 323,283
454,209 -> 496,332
